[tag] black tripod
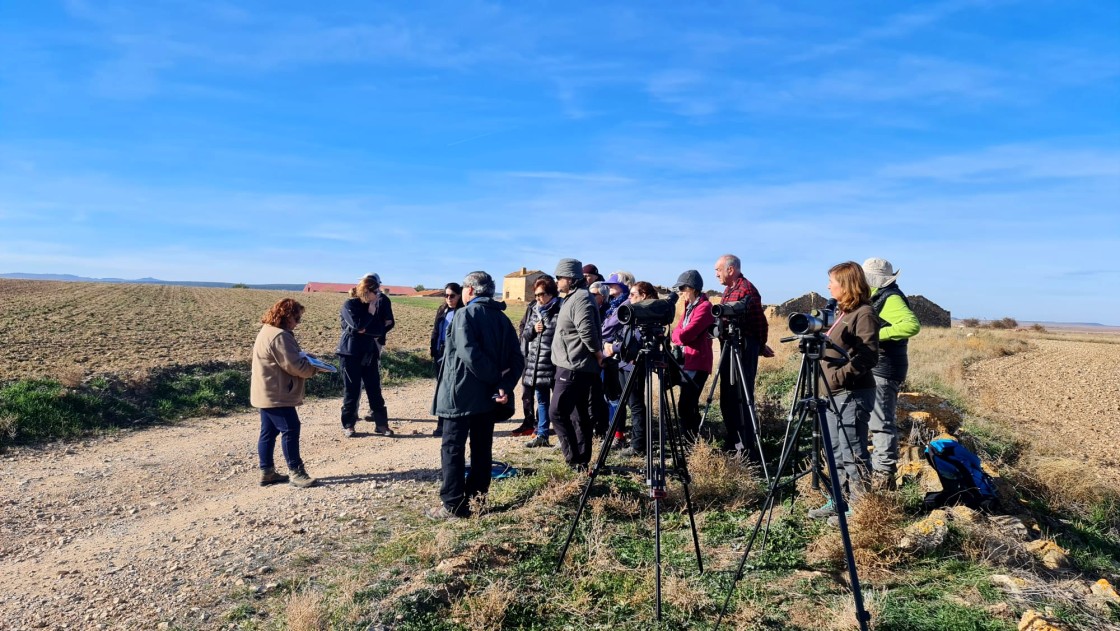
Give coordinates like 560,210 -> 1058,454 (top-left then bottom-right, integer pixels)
557,323 -> 704,621
715,330 -> 870,631
699,318 -> 771,484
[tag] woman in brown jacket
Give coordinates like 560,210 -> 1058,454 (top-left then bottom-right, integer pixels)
808,262 -> 880,524
251,298 -> 322,488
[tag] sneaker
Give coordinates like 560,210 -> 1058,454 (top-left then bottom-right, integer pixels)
611,436 -> 628,450
259,468 -> 288,486
526,435 -> 551,448
343,425 -> 356,438
373,423 -> 394,436
808,499 -> 837,520
289,466 -> 317,488
510,423 -> 535,437
619,446 -> 645,458
425,505 -> 466,520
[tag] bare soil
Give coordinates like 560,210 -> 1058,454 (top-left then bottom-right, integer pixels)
966,335 -> 1120,475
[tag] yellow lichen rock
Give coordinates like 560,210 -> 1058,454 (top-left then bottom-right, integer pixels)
899,510 -> 949,553
1018,609 -> 1066,631
1024,540 -> 1074,571
1091,578 -> 1120,603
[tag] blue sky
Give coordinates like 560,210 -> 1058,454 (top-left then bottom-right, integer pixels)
1,1 -> 1118,323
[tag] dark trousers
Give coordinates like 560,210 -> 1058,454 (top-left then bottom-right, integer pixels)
589,374 -> 609,437
258,407 -> 302,470
340,353 -> 386,426
719,338 -> 759,458
439,412 -> 496,516
550,367 -> 596,466
678,370 -> 709,442
619,365 -> 647,451
521,382 -> 535,423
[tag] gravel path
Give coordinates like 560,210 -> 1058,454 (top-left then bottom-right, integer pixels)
966,336 -> 1120,474
0,380 -> 538,630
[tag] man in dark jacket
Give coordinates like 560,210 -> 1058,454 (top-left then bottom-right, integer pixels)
549,258 -> 604,470
428,271 -> 524,519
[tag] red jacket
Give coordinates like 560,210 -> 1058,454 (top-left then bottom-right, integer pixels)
671,295 -> 715,373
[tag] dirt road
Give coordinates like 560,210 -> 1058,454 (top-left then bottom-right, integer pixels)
0,380 -> 536,630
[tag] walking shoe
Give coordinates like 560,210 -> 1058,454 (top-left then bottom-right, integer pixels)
425,505 -> 466,520
432,428 -> 443,437
289,466 -> 317,488
827,510 -> 853,527
259,467 -> 289,486
619,446 -> 645,458
342,425 -> 356,438
373,423 -> 394,436
871,471 -> 897,492
808,499 -> 838,519
526,435 -> 551,448
611,435 -> 629,450
510,423 -> 535,437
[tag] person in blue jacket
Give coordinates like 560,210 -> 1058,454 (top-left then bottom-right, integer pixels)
337,273 -> 395,437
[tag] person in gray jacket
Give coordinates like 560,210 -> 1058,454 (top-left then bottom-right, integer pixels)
428,271 -> 525,519
548,258 -> 604,470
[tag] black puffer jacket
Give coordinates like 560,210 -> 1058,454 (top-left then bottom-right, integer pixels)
521,298 -> 561,387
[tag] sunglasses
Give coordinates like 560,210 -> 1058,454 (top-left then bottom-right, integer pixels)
445,293 -> 458,298
534,292 -> 547,297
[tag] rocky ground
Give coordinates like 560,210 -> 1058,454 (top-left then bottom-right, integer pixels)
0,380 -> 506,630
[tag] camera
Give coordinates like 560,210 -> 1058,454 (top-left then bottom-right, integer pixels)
617,291 -> 679,327
711,300 -> 748,319
787,299 -> 837,336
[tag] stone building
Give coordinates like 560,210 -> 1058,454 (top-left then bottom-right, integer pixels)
503,268 -> 546,303
776,291 -> 950,328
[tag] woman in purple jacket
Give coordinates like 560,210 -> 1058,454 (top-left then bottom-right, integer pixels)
670,270 -> 714,443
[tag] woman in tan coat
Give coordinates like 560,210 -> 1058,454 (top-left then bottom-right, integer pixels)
251,298 -> 322,488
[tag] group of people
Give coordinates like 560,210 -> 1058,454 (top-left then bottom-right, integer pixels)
248,257 -> 920,529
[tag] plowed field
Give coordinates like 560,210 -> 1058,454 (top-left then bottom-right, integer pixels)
0,280 -> 448,382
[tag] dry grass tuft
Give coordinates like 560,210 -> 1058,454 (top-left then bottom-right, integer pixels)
907,327 -> 1030,398
661,573 -> 707,617
958,518 -> 1036,569
451,578 -> 514,631
285,588 -> 327,631
536,475 -> 585,507
805,492 -> 905,578
668,439 -> 760,511
1011,456 -> 1120,525
56,365 -> 87,388
416,526 -> 459,565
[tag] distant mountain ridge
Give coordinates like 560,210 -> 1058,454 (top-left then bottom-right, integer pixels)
0,272 -> 305,292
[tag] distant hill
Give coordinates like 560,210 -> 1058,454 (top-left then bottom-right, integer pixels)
0,273 -> 305,292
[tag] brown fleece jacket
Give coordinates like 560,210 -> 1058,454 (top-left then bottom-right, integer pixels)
819,303 -> 880,394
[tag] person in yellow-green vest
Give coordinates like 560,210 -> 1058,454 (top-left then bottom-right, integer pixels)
862,258 -> 921,491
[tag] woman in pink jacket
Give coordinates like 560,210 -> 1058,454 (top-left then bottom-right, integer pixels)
670,270 -> 714,443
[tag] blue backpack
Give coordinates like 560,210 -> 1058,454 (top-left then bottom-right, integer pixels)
924,435 -> 998,510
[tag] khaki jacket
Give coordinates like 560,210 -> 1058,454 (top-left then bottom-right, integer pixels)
251,325 -> 319,408
819,303 -> 880,394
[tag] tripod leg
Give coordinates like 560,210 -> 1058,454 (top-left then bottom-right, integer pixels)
661,388 -> 704,574
698,343 -> 728,431
556,356 -> 645,571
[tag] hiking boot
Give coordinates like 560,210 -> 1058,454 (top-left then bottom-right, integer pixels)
426,505 -> 466,520
373,423 -> 394,436
827,510 -> 853,528
289,466 -> 317,488
342,425 -> 356,438
259,467 -> 288,486
619,446 -> 645,458
808,499 -> 838,519
526,434 -> 551,448
871,471 -> 897,492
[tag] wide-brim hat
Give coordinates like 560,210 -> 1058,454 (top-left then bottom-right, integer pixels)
862,258 -> 899,289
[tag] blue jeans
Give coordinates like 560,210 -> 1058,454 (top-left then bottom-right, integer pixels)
534,385 -> 552,437
258,407 -> 302,470
870,376 -> 902,475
